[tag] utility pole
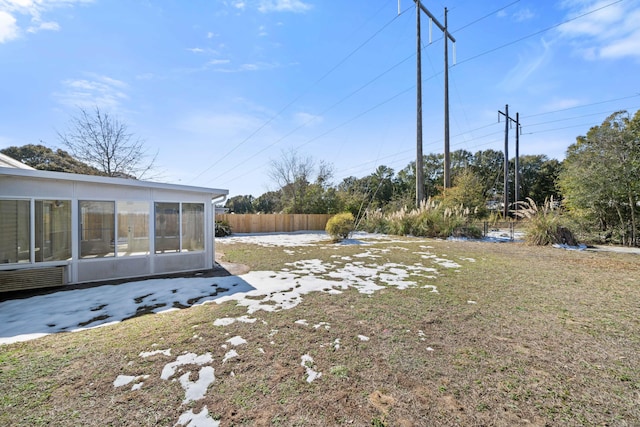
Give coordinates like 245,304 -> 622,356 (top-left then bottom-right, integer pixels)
416,1 -> 424,206
413,1 -> 456,206
443,7 -> 451,189
498,105 -> 520,219
514,112 -> 520,209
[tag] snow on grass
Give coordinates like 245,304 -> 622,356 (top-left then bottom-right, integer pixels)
313,322 -> 330,330
226,335 -> 247,346
0,233 -> 460,344
301,354 -> 321,383
113,374 -> 148,389
219,231 -> 329,247
180,366 -> 215,403
0,232 -> 483,427
433,258 -> 462,268
212,315 -> 257,326
161,352 -> 213,380
176,406 -> 220,427
222,349 -> 238,363
140,349 -> 171,358
0,232 -> 469,346
0,275 -> 255,344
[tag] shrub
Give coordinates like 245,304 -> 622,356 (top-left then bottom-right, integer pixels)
359,199 -> 478,239
215,220 -> 232,237
514,197 -> 578,246
357,210 -> 389,234
326,212 -> 355,242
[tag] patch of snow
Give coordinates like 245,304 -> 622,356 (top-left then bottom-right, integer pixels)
114,375 -> 137,388
354,251 -> 381,258
213,315 -> 257,326
313,322 -> 330,330
140,349 -> 171,358
433,258 -> 462,268
161,352 -> 213,380
176,406 -> 220,427
301,354 -> 321,383
180,366 -> 215,403
226,336 -> 247,346
219,231 -> 328,247
553,243 -> 588,251
113,374 -> 148,390
222,349 -> 238,363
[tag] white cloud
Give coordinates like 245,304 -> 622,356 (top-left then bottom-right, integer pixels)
557,0 -> 640,60
27,20 -> 59,32
0,10 -> 19,42
177,111 -> 264,139
513,8 -> 535,22
258,0 -> 312,13
541,97 -> 584,113
207,59 -> 231,65
600,27 -> 640,59
209,60 -> 280,73
501,38 -> 553,91
0,0 -> 92,42
54,75 -> 128,110
293,111 -> 322,126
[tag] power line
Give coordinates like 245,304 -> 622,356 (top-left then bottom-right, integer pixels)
455,0 -> 624,66
453,0 -> 521,32
188,1 -> 413,184
522,94 -> 640,118
207,84 -> 416,184
216,1 -> 630,195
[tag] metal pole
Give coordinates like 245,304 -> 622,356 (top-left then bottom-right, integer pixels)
416,1 -> 424,206
443,7 -> 451,189
515,112 -> 520,207
503,104 -> 509,219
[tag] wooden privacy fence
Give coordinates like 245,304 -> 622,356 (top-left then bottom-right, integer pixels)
217,214 -> 333,234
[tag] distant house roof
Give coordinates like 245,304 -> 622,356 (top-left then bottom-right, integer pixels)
0,153 -> 35,170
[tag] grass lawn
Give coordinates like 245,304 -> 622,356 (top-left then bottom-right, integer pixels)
1,235 -> 639,426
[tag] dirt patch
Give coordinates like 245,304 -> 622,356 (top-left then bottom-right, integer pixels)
215,249 -> 250,276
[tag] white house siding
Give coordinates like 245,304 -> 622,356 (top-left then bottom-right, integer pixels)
0,167 -> 227,287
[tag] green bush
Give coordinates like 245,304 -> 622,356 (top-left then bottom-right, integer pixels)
357,210 -> 389,234
514,198 -> 578,246
215,220 -> 232,237
357,199 -> 479,239
326,212 -> 355,242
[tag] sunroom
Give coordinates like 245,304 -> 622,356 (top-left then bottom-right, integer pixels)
0,165 -> 228,292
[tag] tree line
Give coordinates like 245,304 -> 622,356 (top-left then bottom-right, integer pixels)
225,149 -> 562,217
225,110 -> 639,246
2,108 -> 638,246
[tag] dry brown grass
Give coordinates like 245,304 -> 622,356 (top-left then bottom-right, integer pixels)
1,237 -> 639,426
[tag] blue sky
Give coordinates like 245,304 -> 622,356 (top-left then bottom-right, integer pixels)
1,0 -> 639,198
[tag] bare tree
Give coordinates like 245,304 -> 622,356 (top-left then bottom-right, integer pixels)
268,148 -> 316,213
57,107 -> 157,179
